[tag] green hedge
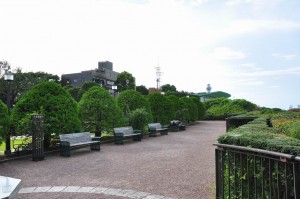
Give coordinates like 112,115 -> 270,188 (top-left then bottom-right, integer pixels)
218,116 -> 300,156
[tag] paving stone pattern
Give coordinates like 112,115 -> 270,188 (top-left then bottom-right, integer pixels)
0,121 -> 225,199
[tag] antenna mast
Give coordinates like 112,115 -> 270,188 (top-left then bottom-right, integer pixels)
155,65 -> 163,90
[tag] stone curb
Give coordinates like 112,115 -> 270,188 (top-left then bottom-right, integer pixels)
18,186 -> 175,199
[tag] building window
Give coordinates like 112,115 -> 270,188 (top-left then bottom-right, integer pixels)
74,79 -> 78,83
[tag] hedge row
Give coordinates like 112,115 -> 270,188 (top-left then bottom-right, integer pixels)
218,116 -> 300,156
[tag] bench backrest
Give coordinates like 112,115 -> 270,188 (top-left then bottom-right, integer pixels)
59,132 -> 91,144
114,127 -> 134,135
148,123 -> 162,130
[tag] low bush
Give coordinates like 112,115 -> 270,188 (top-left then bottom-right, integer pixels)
128,108 -> 150,133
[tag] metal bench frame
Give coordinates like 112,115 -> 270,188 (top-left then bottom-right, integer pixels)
59,132 -> 100,157
169,120 -> 186,132
114,127 -> 142,145
148,123 -> 169,137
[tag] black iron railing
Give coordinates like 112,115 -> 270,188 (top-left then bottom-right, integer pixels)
215,143 -> 300,199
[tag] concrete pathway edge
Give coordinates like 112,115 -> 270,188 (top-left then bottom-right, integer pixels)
18,186 -> 175,199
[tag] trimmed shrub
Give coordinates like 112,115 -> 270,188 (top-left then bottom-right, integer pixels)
11,82 -> 81,148
78,86 -> 125,136
191,96 -> 205,120
147,93 -> 175,124
179,97 -> 198,123
286,121 -> 300,139
204,98 -> 248,120
128,108 -> 150,133
117,89 -> 152,121
166,95 -> 184,121
77,82 -> 100,100
230,99 -> 257,112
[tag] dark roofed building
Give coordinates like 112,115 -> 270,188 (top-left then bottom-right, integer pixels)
61,61 -> 119,89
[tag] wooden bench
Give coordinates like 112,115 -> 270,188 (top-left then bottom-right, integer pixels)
59,132 -> 101,157
148,123 -> 169,137
114,127 -> 142,145
169,120 -> 186,132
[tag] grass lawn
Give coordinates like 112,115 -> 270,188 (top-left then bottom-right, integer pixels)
0,138 -> 32,152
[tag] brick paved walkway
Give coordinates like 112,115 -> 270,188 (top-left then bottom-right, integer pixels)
0,121 -> 225,199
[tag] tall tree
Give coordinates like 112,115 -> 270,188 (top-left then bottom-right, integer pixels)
0,68 -> 59,105
161,84 -> 177,92
114,71 -> 135,92
136,85 -> 149,95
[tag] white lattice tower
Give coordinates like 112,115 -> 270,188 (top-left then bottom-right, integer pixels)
155,66 -> 163,89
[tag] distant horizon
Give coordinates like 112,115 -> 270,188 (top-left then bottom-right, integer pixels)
1,0 -> 300,110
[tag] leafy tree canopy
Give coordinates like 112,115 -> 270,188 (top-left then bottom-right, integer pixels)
147,93 -> 175,124
78,86 -> 125,136
11,82 -> 81,147
136,85 -> 149,95
0,68 -> 60,105
161,84 -> 177,92
117,89 -> 152,114
195,91 -> 231,99
77,82 -> 100,101
114,71 -> 135,92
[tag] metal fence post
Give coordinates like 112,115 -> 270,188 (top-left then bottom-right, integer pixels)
295,161 -> 300,199
31,114 -> 44,161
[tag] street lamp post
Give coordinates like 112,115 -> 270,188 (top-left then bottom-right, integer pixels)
112,85 -> 118,97
4,71 -> 14,155
125,79 -> 129,89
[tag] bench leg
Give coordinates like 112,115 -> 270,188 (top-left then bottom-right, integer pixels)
60,147 -> 71,157
179,125 -> 186,130
133,134 -> 142,141
149,130 -> 157,137
115,136 -> 124,145
161,130 -> 169,135
90,142 -> 100,151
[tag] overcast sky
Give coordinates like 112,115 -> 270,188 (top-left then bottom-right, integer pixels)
1,0 -> 300,109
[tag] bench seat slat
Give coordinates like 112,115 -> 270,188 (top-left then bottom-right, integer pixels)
148,123 -> 169,136
113,126 -> 142,144
59,132 -> 100,157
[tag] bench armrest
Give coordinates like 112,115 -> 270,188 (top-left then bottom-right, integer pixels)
60,141 -> 70,147
92,137 -> 101,142
133,130 -> 142,134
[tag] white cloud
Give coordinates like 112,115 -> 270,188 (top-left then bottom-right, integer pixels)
231,78 -> 264,86
211,47 -> 247,60
241,63 -> 263,71
222,19 -> 300,36
229,66 -> 300,78
272,53 -> 297,60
